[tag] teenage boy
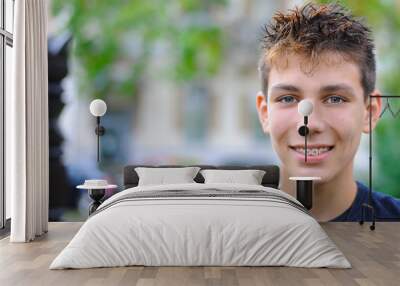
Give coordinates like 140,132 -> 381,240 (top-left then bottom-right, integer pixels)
256,2 -> 400,221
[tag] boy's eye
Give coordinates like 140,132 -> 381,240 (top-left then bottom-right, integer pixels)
325,95 -> 345,104
278,95 -> 297,104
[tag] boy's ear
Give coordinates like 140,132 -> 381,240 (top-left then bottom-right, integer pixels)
256,91 -> 270,134
362,89 -> 382,134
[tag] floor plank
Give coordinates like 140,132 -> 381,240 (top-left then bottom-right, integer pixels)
0,222 -> 399,286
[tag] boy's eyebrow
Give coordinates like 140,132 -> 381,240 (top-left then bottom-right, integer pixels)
319,84 -> 356,96
270,83 -> 356,97
270,84 -> 301,93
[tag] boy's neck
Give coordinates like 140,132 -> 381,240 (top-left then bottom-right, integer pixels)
279,163 -> 358,222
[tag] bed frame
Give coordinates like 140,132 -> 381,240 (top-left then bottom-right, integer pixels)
123,165 -> 280,189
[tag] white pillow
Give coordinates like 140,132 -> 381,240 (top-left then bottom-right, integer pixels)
200,169 -> 266,185
135,167 -> 201,186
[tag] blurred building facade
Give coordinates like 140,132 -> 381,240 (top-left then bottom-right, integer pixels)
125,0 -> 286,165
52,0 -> 287,184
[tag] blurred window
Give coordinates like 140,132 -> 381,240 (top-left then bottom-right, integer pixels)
184,85 -> 209,143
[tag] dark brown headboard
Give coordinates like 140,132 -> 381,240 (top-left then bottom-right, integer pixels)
123,165 -> 280,189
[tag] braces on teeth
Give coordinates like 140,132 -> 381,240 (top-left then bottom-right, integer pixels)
296,148 -> 329,156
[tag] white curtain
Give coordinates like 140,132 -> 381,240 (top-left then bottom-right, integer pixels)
8,0 -> 49,242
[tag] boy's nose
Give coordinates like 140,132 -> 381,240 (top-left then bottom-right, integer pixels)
306,110 -> 327,134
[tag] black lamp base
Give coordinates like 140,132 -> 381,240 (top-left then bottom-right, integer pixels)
290,177 -> 321,211
296,180 -> 313,210
88,189 -> 106,215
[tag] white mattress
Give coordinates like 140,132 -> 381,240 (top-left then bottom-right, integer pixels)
50,183 -> 351,269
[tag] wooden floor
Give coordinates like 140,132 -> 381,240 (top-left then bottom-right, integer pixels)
0,222 -> 399,286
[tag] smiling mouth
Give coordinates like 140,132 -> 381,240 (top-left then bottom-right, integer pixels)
289,146 -> 334,157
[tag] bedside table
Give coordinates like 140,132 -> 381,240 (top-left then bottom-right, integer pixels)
77,180 -> 118,215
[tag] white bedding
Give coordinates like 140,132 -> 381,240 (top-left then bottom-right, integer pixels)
50,183 -> 351,269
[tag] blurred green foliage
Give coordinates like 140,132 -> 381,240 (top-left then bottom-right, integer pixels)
317,0 -> 400,198
51,0 -> 227,99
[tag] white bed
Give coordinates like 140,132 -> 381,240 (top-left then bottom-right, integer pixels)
50,183 -> 351,269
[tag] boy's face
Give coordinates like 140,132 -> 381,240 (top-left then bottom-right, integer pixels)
256,52 -> 380,182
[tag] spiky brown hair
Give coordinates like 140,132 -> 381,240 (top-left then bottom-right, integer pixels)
258,2 -> 375,99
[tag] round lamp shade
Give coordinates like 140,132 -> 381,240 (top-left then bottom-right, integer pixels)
90,99 -> 107,117
298,99 -> 313,116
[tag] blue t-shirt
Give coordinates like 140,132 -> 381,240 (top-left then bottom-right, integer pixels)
332,181 -> 400,221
